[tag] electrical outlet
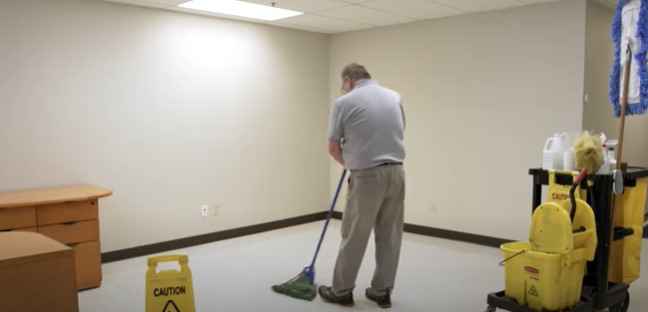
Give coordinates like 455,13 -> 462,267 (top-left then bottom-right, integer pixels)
201,205 -> 209,217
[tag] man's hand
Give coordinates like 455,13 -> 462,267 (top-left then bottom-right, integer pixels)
328,142 -> 344,166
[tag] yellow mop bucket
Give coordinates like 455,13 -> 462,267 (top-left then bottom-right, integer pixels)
501,241 -> 589,311
146,255 -> 196,312
501,199 -> 597,311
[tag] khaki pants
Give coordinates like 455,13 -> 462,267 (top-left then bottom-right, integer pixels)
332,165 -> 405,295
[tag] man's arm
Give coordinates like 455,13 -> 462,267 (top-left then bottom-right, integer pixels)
328,141 -> 344,166
327,100 -> 345,167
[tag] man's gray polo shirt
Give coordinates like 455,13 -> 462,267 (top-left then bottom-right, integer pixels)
328,79 -> 406,170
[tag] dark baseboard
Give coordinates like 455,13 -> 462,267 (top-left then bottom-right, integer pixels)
404,224 -> 513,248
101,211 -> 327,263
332,211 -> 512,248
103,210 -> 513,263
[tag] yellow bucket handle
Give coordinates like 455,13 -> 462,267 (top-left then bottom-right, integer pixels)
148,255 -> 189,267
499,250 -> 527,266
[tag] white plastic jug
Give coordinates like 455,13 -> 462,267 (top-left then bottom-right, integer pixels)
563,148 -> 576,171
543,133 -> 567,170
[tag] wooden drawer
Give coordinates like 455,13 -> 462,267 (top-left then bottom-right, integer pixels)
0,226 -> 38,233
71,241 -> 102,290
39,220 -> 99,245
37,200 -> 98,226
0,207 -> 37,231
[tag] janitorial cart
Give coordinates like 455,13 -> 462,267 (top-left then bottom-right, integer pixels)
486,167 -> 648,312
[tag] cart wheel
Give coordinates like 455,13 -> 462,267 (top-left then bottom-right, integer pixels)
609,292 -> 630,312
484,306 -> 496,312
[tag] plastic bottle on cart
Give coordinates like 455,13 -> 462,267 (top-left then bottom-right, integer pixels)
563,148 -> 576,171
598,139 -> 618,174
543,133 -> 567,170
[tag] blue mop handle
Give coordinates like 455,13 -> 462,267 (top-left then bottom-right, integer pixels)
309,169 -> 347,269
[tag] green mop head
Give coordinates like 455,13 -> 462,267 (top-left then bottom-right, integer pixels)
271,269 -> 317,301
574,131 -> 605,174
272,170 -> 347,302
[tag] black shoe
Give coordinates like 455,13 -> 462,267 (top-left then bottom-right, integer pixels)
318,286 -> 354,306
366,288 -> 392,309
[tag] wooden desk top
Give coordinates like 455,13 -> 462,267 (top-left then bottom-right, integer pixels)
0,232 -> 71,263
0,185 -> 112,209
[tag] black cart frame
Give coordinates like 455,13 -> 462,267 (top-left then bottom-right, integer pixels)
486,167 -> 648,312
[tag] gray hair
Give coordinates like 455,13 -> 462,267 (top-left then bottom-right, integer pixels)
341,63 -> 371,81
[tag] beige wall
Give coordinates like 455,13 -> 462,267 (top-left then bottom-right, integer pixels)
1,0 -> 621,251
330,0 -> 588,240
584,0 -> 648,167
0,0 -> 330,252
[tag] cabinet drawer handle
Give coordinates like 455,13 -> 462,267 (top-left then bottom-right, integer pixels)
0,229 -> 12,232
63,221 -> 79,226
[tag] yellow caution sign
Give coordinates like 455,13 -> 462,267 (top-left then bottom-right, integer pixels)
146,255 -> 196,312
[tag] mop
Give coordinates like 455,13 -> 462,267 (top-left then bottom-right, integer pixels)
271,170 -> 347,301
609,0 -> 648,167
609,0 -> 648,258
606,0 -> 648,182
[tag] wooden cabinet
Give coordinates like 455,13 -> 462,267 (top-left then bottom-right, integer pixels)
0,232 -> 79,312
0,185 -> 112,290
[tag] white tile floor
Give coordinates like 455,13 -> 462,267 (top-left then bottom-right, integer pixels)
80,221 -> 648,311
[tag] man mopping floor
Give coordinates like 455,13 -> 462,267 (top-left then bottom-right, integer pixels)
320,63 -> 407,309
